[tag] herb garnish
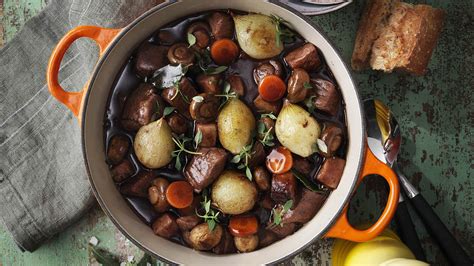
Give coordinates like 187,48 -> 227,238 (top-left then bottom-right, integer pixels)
292,169 -> 327,194
303,81 -> 313,89
271,15 -> 296,47
258,113 -> 277,147
316,138 -> 328,154
170,79 -> 190,103
192,95 -> 204,103
187,33 -> 197,48
230,143 -> 253,180
261,112 -> 277,120
172,134 -> 202,171
163,106 -> 175,117
149,64 -> 188,89
202,65 -> 228,75
196,190 -> 220,231
304,95 -> 316,113
258,122 -> 275,147
88,244 -> 120,265
215,81 -> 238,108
270,200 -> 293,226
194,129 -> 203,149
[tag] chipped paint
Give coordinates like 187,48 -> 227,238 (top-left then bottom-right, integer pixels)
0,0 -> 473,265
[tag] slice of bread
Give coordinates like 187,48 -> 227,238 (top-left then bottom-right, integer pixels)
351,0 -> 445,75
351,0 -> 399,71
370,3 -> 445,75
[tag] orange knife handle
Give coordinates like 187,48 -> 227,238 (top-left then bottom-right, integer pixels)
325,143 -> 400,242
46,26 -> 121,119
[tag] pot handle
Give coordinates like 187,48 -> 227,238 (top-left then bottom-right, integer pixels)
47,26 -> 121,119
325,144 -> 400,242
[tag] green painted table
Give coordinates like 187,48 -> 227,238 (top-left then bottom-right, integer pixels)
0,1 -> 472,265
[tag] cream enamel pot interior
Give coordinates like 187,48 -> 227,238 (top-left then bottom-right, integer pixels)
46,0 -> 400,264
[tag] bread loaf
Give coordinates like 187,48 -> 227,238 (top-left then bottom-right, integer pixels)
352,0 -> 445,75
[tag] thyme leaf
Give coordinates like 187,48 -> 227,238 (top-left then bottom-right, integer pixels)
187,33 -> 196,48
172,135 -> 202,171
271,199 -> 293,226
196,191 -> 220,231
163,106 -> 175,117
303,81 -> 313,89
194,129 -> 203,149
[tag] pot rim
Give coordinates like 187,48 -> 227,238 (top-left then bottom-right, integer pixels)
80,0 -> 364,264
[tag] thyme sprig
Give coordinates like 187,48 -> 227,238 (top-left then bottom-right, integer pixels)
230,143 -> 253,180
196,190 -> 220,231
258,113 -> 277,147
215,81 -> 238,108
271,15 -> 296,47
172,134 -> 202,170
270,200 -> 293,227
169,79 -> 190,103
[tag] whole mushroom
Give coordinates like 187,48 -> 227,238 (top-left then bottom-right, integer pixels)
148,178 -> 170,213
189,93 -> 220,123
253,60 -> 283,85
187,22 -> 211,49
167,43 -> 195,65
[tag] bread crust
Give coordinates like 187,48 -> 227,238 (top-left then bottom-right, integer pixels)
400,5 -> 445,75
353,1 -> 445,75
351,0 -> 399,71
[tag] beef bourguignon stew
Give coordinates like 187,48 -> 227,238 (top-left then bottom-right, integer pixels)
104,10 -> 348,253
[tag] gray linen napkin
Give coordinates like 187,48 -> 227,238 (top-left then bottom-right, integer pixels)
0,0 -> 163,252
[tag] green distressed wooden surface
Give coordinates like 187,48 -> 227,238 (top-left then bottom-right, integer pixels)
0,0 -> 472,265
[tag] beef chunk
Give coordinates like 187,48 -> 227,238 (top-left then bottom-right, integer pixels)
111,159 -> 135,183
259,193 -> 275,210
315,157 -> 345,189
134,43 -> 169,78
162,78 -> 198,119
311,79 -> 340,116
227,75 -> 245,96
284,43 -> 321,71
176,215 -> 202,231
271,172 -> 299,204
282,189 -> 327,224
152,213 -> 179,239
107,135 -> 130,165
195,123 -> 217,148
212,229 -> 236,254
196,74 -> 221,94
166,113 -> 188,135
120,171 -> 155,198
248,142 -> 266,169
121,83 -> 164,131
253,95 -> 282,114
184,147 -> 228,192
292,156 -> 312,177
258,230 -> 279,248
268,222 -> 297,238
320,123 -> 344,157
208,12 -> 234,40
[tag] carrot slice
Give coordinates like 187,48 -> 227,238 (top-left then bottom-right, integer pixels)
266,146 -> 293,174
210,38 -> 239,65
228,215 -> 258,237
258,75 -> 286,102
165,181 -> 194,209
